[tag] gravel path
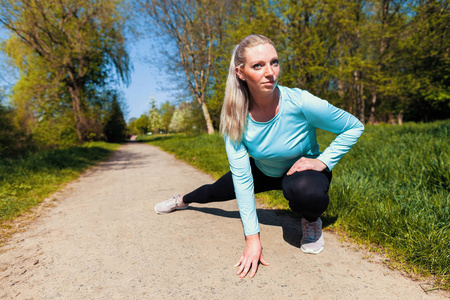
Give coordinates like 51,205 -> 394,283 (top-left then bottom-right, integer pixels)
0,142 -> 447,299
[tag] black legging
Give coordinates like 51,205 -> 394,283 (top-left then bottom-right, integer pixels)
183,157 -> 332,222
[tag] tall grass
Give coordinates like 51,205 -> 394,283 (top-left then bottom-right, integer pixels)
0,142 -> 120,224
143,120 -> 449,287
325,121 -> 449,286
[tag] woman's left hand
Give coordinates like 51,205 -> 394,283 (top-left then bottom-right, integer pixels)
287,157 -> 327,175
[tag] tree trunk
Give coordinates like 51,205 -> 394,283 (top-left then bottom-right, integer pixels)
353,70 -> 365,123
359,83 -> 365,123
67,85 -> 88,142
397,112 -> 403,125
369,89 -> 377,124
200,101 -> 215,134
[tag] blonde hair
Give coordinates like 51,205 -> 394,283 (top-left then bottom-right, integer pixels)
220,34 -> 276,142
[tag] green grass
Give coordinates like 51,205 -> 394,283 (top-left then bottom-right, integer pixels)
0,141 -> 121,224
143,120 -> 450,288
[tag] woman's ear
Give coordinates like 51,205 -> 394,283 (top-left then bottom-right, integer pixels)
235,67 -> 245,81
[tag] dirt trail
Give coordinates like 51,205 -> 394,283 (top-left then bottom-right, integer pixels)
0,142 -> 447,299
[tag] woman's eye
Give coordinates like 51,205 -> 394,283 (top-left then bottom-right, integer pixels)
252,64 -> 262,69
271,60 -> 279,66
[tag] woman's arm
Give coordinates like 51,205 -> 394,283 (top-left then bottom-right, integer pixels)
224,135 -> 259,236
301,91 -> 364,170
224,135 -> 268,277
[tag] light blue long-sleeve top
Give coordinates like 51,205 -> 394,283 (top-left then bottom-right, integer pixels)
224,86 -> 364,236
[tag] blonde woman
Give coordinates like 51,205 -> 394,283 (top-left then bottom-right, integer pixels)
154,35 -> 364,278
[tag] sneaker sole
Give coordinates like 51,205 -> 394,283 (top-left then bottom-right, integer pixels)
301,246 -> 324,254
154,205 -> 189,214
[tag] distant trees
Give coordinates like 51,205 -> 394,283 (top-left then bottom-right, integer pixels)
127,117 -> 139,136
135,114 -> 150,135
127,99 -> 204,136
0,0 -> 130,145
160,101 -> 175,134
169,101 -> 205,133
137,0 -> 234,134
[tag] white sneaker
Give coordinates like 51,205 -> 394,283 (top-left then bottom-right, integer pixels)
301,217 -> 324,254
154,195 -> 188,214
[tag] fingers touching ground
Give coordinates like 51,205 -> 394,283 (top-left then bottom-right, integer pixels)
234,236 -> 270,278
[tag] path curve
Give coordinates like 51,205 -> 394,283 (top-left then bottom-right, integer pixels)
0,143 -> 447,299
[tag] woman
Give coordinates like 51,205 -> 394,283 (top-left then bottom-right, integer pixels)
154,34 -> 364,278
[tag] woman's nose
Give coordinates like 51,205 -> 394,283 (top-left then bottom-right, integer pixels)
265,65 -> 274,76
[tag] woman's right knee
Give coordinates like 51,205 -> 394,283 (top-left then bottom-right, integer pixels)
282,170 -> 330,208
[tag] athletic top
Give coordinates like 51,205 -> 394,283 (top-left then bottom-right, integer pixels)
224,85 -> 364,236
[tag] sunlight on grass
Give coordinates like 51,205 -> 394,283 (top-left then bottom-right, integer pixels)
0,142 -> 121,223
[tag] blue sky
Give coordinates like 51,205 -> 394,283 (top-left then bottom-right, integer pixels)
115,37 -> 177,122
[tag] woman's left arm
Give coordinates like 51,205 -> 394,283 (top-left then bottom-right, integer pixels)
300,91 -> 364,171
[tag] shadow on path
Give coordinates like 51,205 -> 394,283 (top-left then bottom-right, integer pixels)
189,206 -> 338,249
188,206 -> 306,248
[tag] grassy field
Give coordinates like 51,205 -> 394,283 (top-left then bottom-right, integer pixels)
0,142 -> 120,226
141,120 -> 449,288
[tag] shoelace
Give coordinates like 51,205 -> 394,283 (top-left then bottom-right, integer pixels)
166,196 -> 179,207
303,221 -> 320,240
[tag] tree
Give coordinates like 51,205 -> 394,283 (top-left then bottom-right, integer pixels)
280,0 -> 330,92
137,0 -> 232,134
400,0 -> 450,121
160,101 -> 175,133
135,114 -> 150,135
103,91 -> 128,142
169,101 -> 205,133
0,0 -> 131,142
148,98 -> 163,133
127,117 -> 139,136
169,106 -> 189,133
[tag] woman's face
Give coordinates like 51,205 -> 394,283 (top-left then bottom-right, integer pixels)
236,43 -> 280,98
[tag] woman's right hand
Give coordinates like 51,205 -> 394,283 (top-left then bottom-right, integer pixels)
234,233 -> 269,278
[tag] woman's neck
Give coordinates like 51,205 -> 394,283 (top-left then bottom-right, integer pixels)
249,88 -> 279,122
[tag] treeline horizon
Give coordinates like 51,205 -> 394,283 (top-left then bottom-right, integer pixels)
1,0 -> 449,155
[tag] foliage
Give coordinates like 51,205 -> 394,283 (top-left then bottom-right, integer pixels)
0,0 -> 131,142
31,113 -> 78,149
160,101 -> 175,133
0,141 -> 120,224
135,114 -> 150,135
127,117 -> 140,136
169,101 -> 206,134
148,98 -> 163,134
400,0 -> 450,122
0,100 -> 31,156
144,120 -> 450,288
